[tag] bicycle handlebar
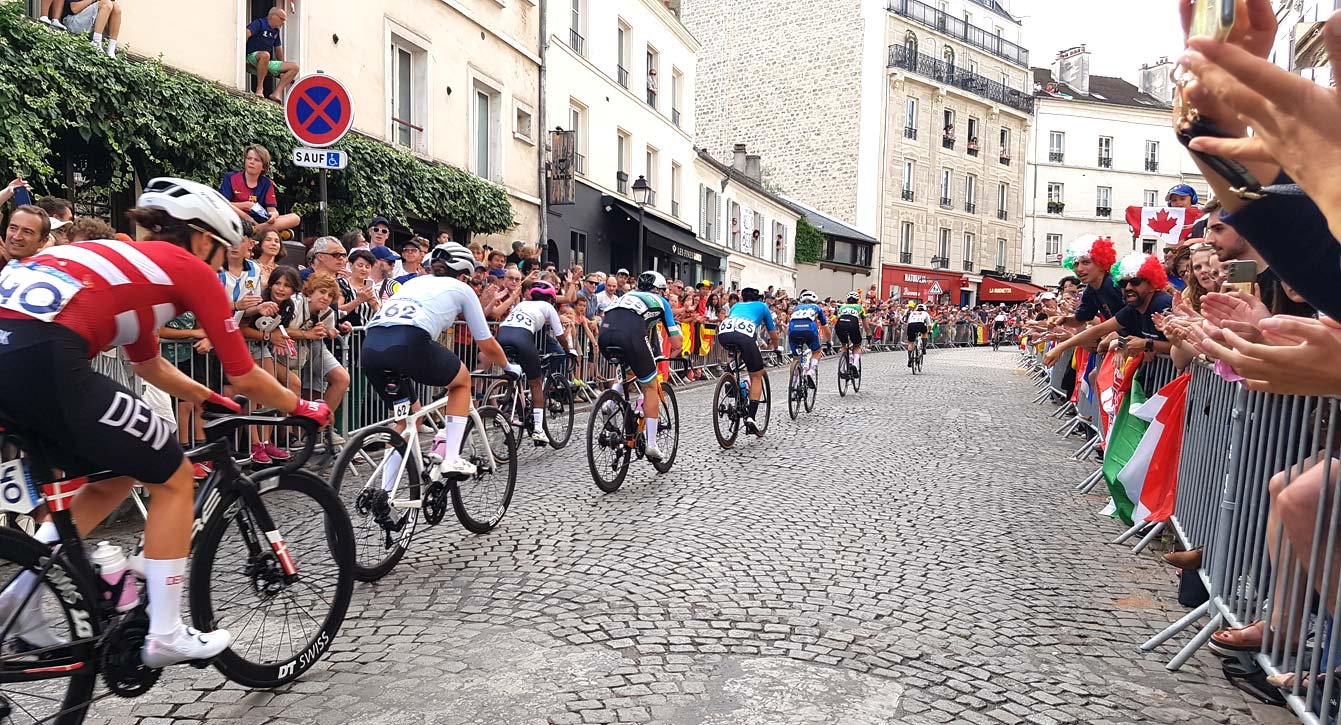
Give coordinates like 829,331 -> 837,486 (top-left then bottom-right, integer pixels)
196,398 -> 321,477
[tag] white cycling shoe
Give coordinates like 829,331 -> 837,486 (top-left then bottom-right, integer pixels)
530,430 -> 553,446
644,443 -> 666,463
439,457 -> 478,478
141,625 -> 231,668
0,589 -> 66,650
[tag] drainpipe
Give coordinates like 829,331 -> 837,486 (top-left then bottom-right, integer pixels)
538,0 -> 549,255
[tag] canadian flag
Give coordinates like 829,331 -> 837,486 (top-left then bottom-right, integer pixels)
1125,206 -> 1203,246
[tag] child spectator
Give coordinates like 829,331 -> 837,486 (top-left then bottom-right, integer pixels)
62,0 -> 121,57
64,216 -> 114,244
220,145 -> 302,238
253,229 -> 284,281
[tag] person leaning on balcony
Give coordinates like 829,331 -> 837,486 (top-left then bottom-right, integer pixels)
62,0 -> 121,58
245,6 -> 299,102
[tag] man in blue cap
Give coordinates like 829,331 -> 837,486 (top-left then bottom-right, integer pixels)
1166,184 -> 1198,209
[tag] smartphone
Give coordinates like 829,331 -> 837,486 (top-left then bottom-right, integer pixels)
1223,259 -> 1257,294
11,184 -> 32,207
1189,0 -> 1235,40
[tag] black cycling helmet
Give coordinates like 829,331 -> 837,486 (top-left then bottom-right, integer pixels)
636,271 -> 667,292
740,286 -> 761,302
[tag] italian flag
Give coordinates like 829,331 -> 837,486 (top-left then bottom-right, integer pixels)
1104,373 -> 1192,525
1102,375 -> 1148,526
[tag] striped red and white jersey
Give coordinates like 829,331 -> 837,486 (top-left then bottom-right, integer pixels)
0,239 -> 255,377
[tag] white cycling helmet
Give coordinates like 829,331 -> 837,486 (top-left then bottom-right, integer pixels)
799,290 -> 818,304
637,271 -> 667,291
846,290 -> 860,302
430,242 -> 476,275
136,177 -> 245,248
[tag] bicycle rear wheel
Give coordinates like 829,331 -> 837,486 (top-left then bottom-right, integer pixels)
543,374 -> 575,449
712,375 -> 741,449
588,390 -> 631,493
787,361 -> 802,420
450,406 -> 517,534
328,425 -> 418,582
804,363 -> 818,412
755,374 -> 772,436
650,383 -> 678,474
0,528 -> 99,725
191,471 -> 354,688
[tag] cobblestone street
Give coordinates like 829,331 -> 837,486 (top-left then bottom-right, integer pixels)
87,348 -> 1293,724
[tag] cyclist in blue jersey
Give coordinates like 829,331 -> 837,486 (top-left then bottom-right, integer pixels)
787,290 -> 827,384
596,271 -> 681,462
719,287 -> 780,435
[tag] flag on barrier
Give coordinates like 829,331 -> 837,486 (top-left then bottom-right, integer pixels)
1096,352 -> 1118,442
1103,377 -> 1149,525
1070,348 -> 1091,404
1121,373 -> 1191,523
699,324 -> 716,355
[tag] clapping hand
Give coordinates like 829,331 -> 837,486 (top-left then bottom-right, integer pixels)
1198,316 -> 1341,395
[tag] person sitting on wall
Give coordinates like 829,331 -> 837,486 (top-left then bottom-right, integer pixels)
220,144 -> 302,239
245,6 -> 300,102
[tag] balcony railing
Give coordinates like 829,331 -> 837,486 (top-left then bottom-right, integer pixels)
888,0 -> 1029,67
996,209 -> 1008,220
672,108 -> 681,127
573,152 -> 586,176
1047,201 -> 1065,214
999,155 -> 1011,166
1048,151 -> 1064,163
1098,156 -> 1113,168
617,65 -> 629,88
569,29 -> 585,56
1096,206 -> 1112,217
967,139 -> 980,156
617,171 -> 628,195
888,46 -> 1035,115
964,202 -> 976,214
900,252 -> 913,264
1145,159 -> 1159,172
942,135 -> 955,150
939,196 -> 952,208
995,264 -> 1007,274
901,189 -> 915,201
962,259 -> 974,272
904,126 -> 918,139
930,255 -> 949,269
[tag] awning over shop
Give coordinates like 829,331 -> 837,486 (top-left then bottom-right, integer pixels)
978,278 -> 1047,302
606,198 -> 722,263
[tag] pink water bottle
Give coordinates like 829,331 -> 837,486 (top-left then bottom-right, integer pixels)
90,541 -> 139,613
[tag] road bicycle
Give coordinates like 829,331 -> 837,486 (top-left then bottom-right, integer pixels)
712,345 -> 771,449
992,325 -> 1005,352
911,333 -> 927,375
482,350 -> 576,450
0,409 -> 355,725
786,352 -> 817,421
328,372 -> 518,582
836,341 -> 861,397
586,353 -> 682,493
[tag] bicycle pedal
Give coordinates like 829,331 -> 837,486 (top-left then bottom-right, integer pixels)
188,659 -> 214,670
389,499 -> 423,509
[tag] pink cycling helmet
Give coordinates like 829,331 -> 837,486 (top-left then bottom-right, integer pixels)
528,280 -> 558,302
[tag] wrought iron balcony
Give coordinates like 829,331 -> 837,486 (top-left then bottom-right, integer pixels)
1145,159 -> 1159,172
888,45 -> 1035,114
569,29 -> 585,57
617,171 -> 628,195
1046,201 -> 1065,214
939,196 -> 953,208
999,154 -> 1010,166
962,259 -> 974,272
1098,156 -> 1113,168
1096,206 -> 1112,217
901,189 -> 915,201
964,202 -> 976,214
967,138 -> 980,156
1048,151 -> 1064,163
672,108 -> 681,127
617,65 -> 629,88
904,126 -> 918,139
996,208 -> 1007,220
930,255 -> 949,269
942,135 -> 955,150
573,152 -> 586,176
888,0 -> 1029,67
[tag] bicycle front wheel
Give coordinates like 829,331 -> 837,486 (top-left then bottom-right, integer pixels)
755,374 -> 772,436
543,374 -> 576,449
837,353 -> 849,397
191,471 -> 354,688
651,383 -> 679,474
712,375 -> 741,449
328,425 -> 418,582
852,355 -> 862,393
587,390 -> 631,493
450,406 -> 517,534
0,528 -> 99,725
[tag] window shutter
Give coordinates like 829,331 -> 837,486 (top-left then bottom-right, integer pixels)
713,194 -> 721,244
699,185 -> 707,238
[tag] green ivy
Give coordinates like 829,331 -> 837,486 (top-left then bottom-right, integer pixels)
0,3 -> 515,234
794,216 -> 824,264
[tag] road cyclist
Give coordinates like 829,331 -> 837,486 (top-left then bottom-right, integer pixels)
716,286 -> 780,437
992,307 -> 1008,351
786,290 -> 827,386
906,303 -> 931,372
833,292 -> 865,391
493,280 -> 577,447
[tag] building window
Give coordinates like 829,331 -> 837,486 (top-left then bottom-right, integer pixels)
644,146 -> 658,206
1098,136 -> 1113,167
1144,140 -> 1160,171
937,227 -> 951,267
671,68 -> 683,127
904,97 -> 919,138
699,185 -> 719,241
966,117 -> 979,155
1048,131 -> 1065,163
1046,182 -> 1064,214
996,182 -> 1008,220
964,174 -> 977,213
1096,186 -> 1112,217
514,103 -> 534,144
567,102 -> 587,175
728,200 -> 741,250
902,160 -> 915,200
616,21 -> 630,88
942,109 -> 955,148
570,230 -> 587,268
471,79 -> 502,182
569,0 -> 585,56
1045,233 -> 1062,258
670,162 -> 681,218
999,126 -> 1011,163
1144,189 -> 1159,206
904,30 -> 918,57
390,36 -> 428,152
962,232 -> 975,271
616,130 -> 630,194
646,46 -> 659,108
773,221 -> 787,263
942,45 -> 955,69
900,221 -> 914,263
939,167 -> 952,207
996,238 -> 1007,268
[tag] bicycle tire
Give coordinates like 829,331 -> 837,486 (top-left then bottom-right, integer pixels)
481,379 -> 516,422
450,406 -> 517,534
650,383 -> 678,474
0,527 -> 99,725
190,471 -> 354,688
787,360 -> 802,421
852,355 -> 862,393
543,374 -> 576,449
588,390 -> 631,493
755,374 -> 772,436
712,375 -> 741,449
837,352 -> 849,397
327,425 -> 418,582
804,364 -> 818,412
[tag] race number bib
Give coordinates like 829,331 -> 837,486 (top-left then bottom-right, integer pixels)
502,308 -> 536,330
614,295 -> 649,315
373,301 -> 420,324
0,262 -> 83,322
0,459 -> 39,515
719,318 -> 757,336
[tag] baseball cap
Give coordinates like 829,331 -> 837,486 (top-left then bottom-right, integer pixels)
368,216 -> 391,230
49,218 -> 70,231
370,245 -> 401,263
699,280 -> 712,288
474,260 -> 487,270
616,268 -> 630,276
488,268 -> 506,278
1165,184 -> 1198,204
1040,291 -> 1057,300
400,237 -> 424,251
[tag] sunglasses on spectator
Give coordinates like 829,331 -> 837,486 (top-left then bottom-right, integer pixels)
372,228 -> 390,234
318,251 -> 347,259
584,279 -> 597,284
1118,278 -> 1147,288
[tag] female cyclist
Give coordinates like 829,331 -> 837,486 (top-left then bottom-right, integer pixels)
496,280 -> 576,445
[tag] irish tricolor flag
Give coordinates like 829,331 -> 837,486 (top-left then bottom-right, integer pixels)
1104,374 -> 1192,525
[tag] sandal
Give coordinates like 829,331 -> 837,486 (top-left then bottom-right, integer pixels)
1209,621 -> 1266,656
1223,659 -> 1287,706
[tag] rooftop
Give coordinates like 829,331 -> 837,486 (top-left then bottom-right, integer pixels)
779,196 -> 878,244
1031,68 -> 1171,110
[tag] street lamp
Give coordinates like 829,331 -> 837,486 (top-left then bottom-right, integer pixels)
631,175 -> 652,274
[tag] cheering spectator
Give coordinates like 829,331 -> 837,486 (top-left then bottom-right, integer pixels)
394,237 -> 428,281
220,145 -> 301,238
367,217 -> 392,248
62,0 -> 121,57
487,249 -> 507,271
253,229 -> 284,280
291,272 -> 350,428
245,6 -> 299,101
64,216 -> 114,244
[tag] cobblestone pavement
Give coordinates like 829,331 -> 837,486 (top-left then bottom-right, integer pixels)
82,348 -> 1297,724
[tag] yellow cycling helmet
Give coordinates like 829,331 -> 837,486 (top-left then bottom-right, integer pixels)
906,301 -> 916,309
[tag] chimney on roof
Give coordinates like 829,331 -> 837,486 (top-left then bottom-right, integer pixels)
732,143 -> 748,173
744,154 -> 762,183
1053,45 -> 1090,95
1138,56 -> 1175,104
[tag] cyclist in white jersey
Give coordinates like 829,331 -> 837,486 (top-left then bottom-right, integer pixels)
362,243 -> 519,478
905,304 -> 931,367
497,280 -> 576,444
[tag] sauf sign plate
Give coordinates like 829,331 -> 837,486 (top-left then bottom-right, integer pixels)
293,148 -> 348,169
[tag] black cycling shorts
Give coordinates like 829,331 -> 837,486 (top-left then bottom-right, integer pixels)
361,325 -> 462,406
497,326 -> 543,380
0,318 -> 185,484
598,310 -> 657,384
906,322 -> 928,342
993,321 -> 1006,330
834,319 -> 863,347
718,330 -> 765,373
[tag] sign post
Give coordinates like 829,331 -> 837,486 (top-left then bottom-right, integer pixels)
285,73 -> 355,237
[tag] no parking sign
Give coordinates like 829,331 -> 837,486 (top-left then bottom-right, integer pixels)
285,74 -> 354,148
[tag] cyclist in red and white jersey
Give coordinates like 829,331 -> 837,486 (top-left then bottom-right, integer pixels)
0,177 -> 330,667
